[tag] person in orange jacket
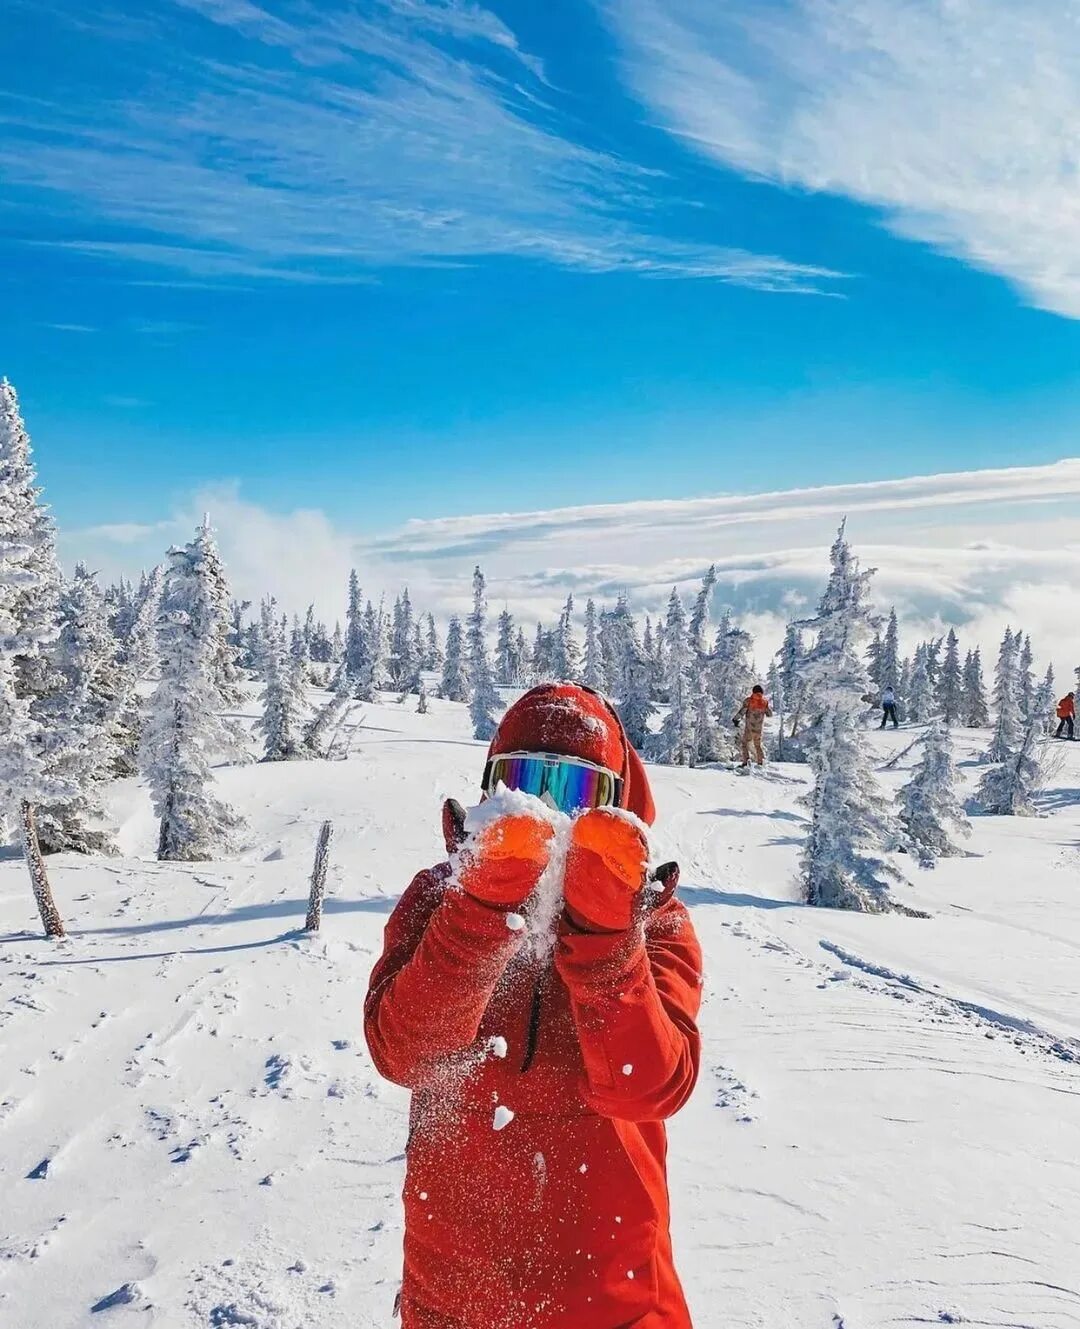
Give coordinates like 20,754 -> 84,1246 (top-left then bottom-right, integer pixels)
732,684 -> 772,767
364,684 -> 703,1328
1055,691 -> 1076,739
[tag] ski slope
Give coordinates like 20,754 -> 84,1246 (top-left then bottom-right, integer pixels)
3,694 -> 1080,1328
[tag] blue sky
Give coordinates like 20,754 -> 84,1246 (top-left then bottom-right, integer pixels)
5,0 -> 1080,540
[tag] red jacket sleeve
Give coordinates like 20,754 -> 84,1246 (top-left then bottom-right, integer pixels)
364,865 -> 525,1088
554,898 -> 702,1122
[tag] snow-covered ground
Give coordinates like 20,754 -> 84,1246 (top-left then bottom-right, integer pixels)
3,695 -> 1080,1328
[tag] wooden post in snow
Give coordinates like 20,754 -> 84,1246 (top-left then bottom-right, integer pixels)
20,800 -> 64,939
305,820 -> 334,933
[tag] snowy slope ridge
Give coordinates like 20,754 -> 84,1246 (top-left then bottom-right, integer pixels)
3,695 -> 1080,1328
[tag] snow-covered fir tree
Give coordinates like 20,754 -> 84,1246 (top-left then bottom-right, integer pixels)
390,588 -> 418,690
897,656 -> 913,712
880,609 -> 901,693
687,568 -> 720,763
1017,633 -> 1036,723
652,589 -> 694,765
986,627 -> 1022,763
439,616 -> 469,702
962,648 -> 990,727
616,618 -> 656,750
939,628 -> 963,726
194,516 -> 245,708
776,623 -> 806,737
467,566 -> 500,740
711,611 -> 754,737
303,667 -> 353,758
688,565 -> 717,656
35,567 -> 120,853
600,596 -> 634,698
1033,665 -> 1055,735
897,718 -> 971,865
799,523 -> 902,913
866,630 -> 884,693
257,616 -> 311,761
416,676 -> 429,714
977,710 -> 1044,816
495,609 -> 519,687
553,595 -> 580,682
423,613 -> 442,672
344,570 -> 367,688
906,644 -> 936,724
330,620 -> 344,666
140,529 -> 246,861
582,599 -> 603,689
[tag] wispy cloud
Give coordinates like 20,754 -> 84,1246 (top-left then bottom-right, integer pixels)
65,460 -> 1080,679
601,0 -> 1080,318
1,0 -> 837,292
43,322 -> 97,333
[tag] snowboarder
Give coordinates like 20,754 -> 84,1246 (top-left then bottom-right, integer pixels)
880,685 -> 899,729
733,684 -> 772,766
364,684 -> 702,1329
1055,691 -> 1076,739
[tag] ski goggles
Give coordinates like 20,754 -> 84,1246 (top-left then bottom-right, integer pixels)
482,751 -> 623,814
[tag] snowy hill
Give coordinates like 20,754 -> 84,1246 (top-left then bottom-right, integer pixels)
3,695 -> 1080,1328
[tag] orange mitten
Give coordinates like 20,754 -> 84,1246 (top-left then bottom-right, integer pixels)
458,814 -> 556,910
563,809 -> 648,933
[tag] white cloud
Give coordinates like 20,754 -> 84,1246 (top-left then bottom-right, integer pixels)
602,0 -> 1080,318
64,460 -> 1080,681
0,0 -> 836,292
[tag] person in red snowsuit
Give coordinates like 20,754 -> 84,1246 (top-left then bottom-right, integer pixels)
365,684 -> 703,1329
1055,692 -> 1076,740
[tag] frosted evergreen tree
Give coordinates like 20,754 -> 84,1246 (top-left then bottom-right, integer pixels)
495,609 -> 518,687
962,648 -> 990,727
440,616 -> 469,702
616,619 -> 656,750
582,599 -> 603,689
1017,633 -> 1036,723
986,627 -> 1022,763
977,711 -> 1043,816
344,570 -> 367,687
1034,665 -> 1055,735
330,620 -> 344,666
939,628 -> 963,726
423,613 -> 443,672
358,598 -> 390,699
416,676 -> 429,714
711,612 -> 755,734
35,567 -> 121,853
800,523 -> 902,913
601,596 -> 634,698
866,630 -> 884,692
652,589 -> 694,765
257,617 -> 311,761
898,718 -> 970,865
390,588 -> 417,689
110,562 -> 164,777
897,657 -> 913,714
531,622 -> 558,683
467,566 -> 500,740
194,516 -> 245,708
140,532 -> 245,861
906,645 -> 935,724
303,666 -> 353,758
688,565 -> 717,656
553,595 -> 580,682
777,623 -> 806,736
880,609 -> 901,692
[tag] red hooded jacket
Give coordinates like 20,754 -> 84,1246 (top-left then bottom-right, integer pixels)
364,685 -> 703,1328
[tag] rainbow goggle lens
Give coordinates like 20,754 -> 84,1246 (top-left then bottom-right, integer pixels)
482,751 -> 623,814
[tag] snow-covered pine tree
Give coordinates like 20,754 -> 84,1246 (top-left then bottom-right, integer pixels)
582,599 -> 603,689
652,589 -> 694,765
193,516 -> 245,708
344,570 -> 367,687
1017,633 -> 1036,723
140,530 -> 246,860
799,523 -> 903,913
986,627 -> 1022,763
939,628 -> 963,726
976,710 -> 1044,816
688,565 -> 717,656
553,595 -> 580,682
962,648 -> 990,727
257,616 -> 311,761
439,616 -> 469,702
601,596 -> 633,698
423,613 -> 442,672
390,588 -> 417,689
303,665 -> 354,758
109,562 -> 164,777
897,718 -> 971,865
880,609 -> 901,691
495,609 -> 518,687
514,626 -> 530,685
1034,665 -> 1055,735
897,656 -> 913,714
906,644 -> 935,725
711,611 -> 754,737
467,566 -> 500,740
358,598 -> 389,700
35,567 -> 121,853
866,631 -> 883,692
616,617 -> 656,750
330,620 -> 344,666
777,623 -> 806,737
531,622 -> 557,683
416,676 -> 429,714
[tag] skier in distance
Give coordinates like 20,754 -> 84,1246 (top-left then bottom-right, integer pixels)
364,683 -> 703,1329
733,683 -> 772,767
880,684 -> 900,729
1055,691 -> 1076,740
